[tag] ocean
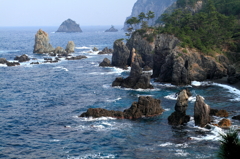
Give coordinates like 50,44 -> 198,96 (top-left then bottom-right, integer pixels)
0,26 -> 240,159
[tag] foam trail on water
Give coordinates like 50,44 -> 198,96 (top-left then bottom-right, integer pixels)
212,83 -> 240,101
75,46 -> 91,50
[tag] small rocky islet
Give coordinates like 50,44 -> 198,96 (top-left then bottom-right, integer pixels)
56,19 -> 82,33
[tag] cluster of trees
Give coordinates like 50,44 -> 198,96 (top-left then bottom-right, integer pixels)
158,0 -> 240,53
125,11 -> 155,38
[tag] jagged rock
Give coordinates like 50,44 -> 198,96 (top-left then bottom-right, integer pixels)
14,54 -> 30,62
112,61 -> 153,89
111,40 -> 130,69
30,62 -> 40,65
105,26 -> 118,32
0,58 -> 7,64
218,119 -> 232,128
6,61 -> 20,66
98,47 -> 113,54
79,96 -> 164,119
56,19 -> 82,32
65,41 -> 75,53
33,29 -> 55,54
152,34 -> 228,85
210,109 -> 229,117
194,95 -> 211,127
93,47 -> 98,51
99,58 -> 111,67
66,55 -> 87,60
168,89 -> 190,125
54,46 -> 66,54
232,115 -> 240,120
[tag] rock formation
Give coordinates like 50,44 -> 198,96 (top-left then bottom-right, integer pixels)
66,55 -> 87,60
99,58 -> 111,67
65,41 -> 75,53
33,29 -> 55,54
105,26 -> 118,32
98,47 -> 113,54
0,58 -> 7,64
210,109 -> 229,117
79,96 -> 164,119
152,34 -> 229,85
111,40 -> 130,69
93,47 -> 99,51
194,95 -> 211,127
56,19 -> 82,32
218,119 -> 232,128
112,61 -> 153,89
6,62 -> 20,67
123,0 -> 177,30
168,89 -> 190,125
14,54 -> 30,62
232,115 -> 240,120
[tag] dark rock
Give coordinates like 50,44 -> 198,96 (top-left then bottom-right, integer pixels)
48,52 -> 57,56
80,96 -> 164,119
30,62 -> 40,65
112,61 -> 153,89
99,58 -> 111,67
65,41 -> 75,53
14,54 -> 30,62
227,74 -> 240,84
153,34 -> 228,85
111,40 -> 130,69
44,58 -> 52,61
105,26 -> 118,32
6,61 -> 20,66
0,58 -> 7,64
194,95 -> 211,127
232,115 -> 240,120
98,47 -> 113,54
143,66 -> 152,71
92,47 -> 98,51
210,109 -> 229,117
33,29 -> 55,53
168,89 -> 190,125
56,19 -> 82,32
227,65 -> 236,76
66,55 -> 87,60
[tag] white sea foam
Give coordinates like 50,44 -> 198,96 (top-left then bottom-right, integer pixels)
67,153 -> 115,159
175,149 -> 189,157
106,97 -> 122,102
137,94 -> 153,97
53,66 -> 69,71
0,50 -> 19,53
164,108 -> 170,111
75,46 -> 91,50
50,139 -> 60,142
212,83 -> 240,101
79,117 -> 116,122
152,83 -> 177,88
0,64 -> 7,67
159,142 -> 173,147
191,81 -> 212,87
164,93 -> 178,100
102,84 -> 111,89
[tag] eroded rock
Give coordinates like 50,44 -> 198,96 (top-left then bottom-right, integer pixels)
99,58 -> 111,67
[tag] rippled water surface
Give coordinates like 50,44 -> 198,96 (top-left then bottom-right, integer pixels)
0,26 -> 240,159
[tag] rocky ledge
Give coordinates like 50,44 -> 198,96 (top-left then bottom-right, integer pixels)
79,96 -> 164,119
105,26 -> 118,32
98,47 -> 113,54
56,19 -> 82,32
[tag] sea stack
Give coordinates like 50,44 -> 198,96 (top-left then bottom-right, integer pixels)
56,19 -> 82,32
105,26 -> 118,32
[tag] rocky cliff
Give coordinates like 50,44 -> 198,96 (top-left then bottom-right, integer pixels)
33,29 -> 55,53
123,0 -> 176,30
56,19 -> 82,32
111,31 -> 230,85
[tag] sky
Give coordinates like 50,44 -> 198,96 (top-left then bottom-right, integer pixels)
0,0 -> 137,27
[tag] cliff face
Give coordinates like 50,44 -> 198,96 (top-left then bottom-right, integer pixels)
123,0 -> 176,30
56,19 -> 82,32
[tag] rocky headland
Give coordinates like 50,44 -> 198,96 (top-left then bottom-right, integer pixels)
80,96 -> 164,119
56,19 -> 82,32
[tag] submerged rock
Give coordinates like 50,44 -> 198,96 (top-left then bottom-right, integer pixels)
112,61 -> 153,89
14,54 -> 30,62
6,61 -> 20,66
56,19 -> 82,32
33,29 -> 55,54
168,89 -> 190,125
80,96 -> 164,119
99,58 -> 111,67
105,26 -> 118,32
194,95 -> 211,127
66,55 -> 87,60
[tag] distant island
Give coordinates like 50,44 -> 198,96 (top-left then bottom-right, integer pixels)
105,25 -> 118,32
56,19 -> 82,32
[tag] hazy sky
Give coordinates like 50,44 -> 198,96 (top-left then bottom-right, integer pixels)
0,0 -> 137,27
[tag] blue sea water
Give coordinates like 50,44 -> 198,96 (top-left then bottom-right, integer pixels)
0,26 -> 240,159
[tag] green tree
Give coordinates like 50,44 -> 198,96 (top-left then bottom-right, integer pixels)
146,11 -> 155,26
138,12 -> 146,23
